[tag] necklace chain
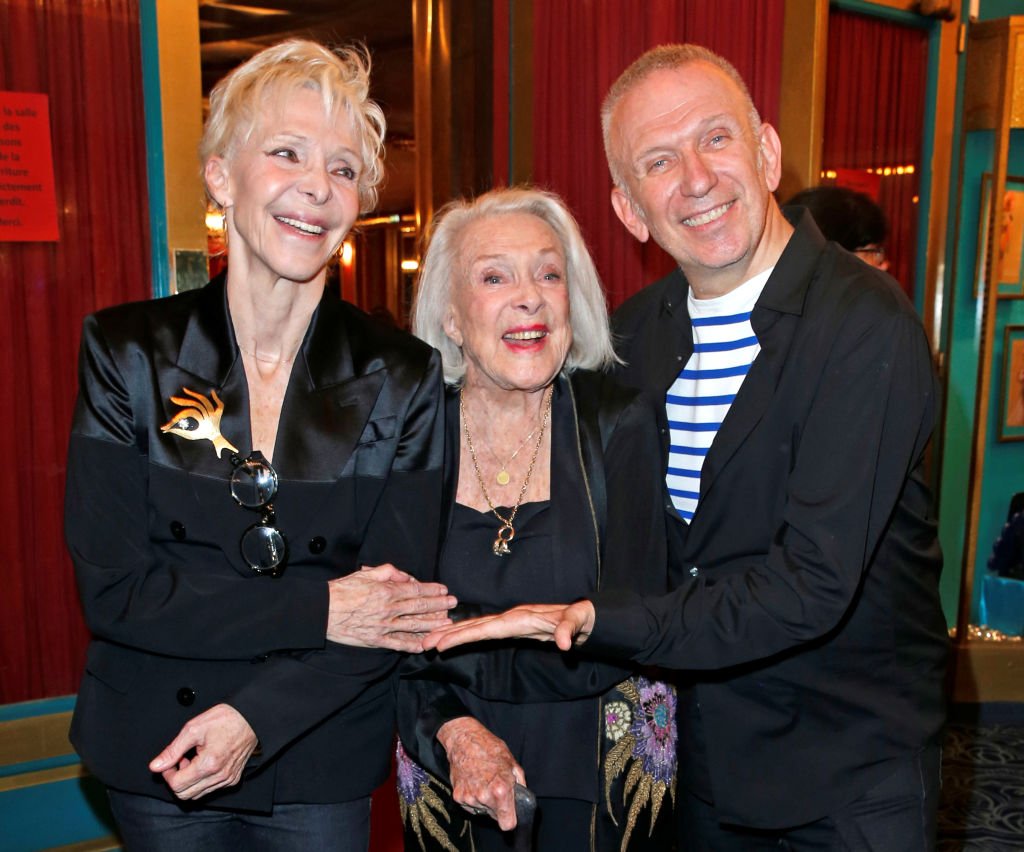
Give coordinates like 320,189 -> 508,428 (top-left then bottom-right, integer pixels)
480,420 -> 542,486
238,346 -> 296,365
460,386 -> 553,556
237,338 -> 301,365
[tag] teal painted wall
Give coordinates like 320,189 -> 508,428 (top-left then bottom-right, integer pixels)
936,2 -> 1024,627
0,697 -> 119,851
937,0 -> 1024,628
139,0 -> 170,299
970,130 -> 1024,616
935,33 -> 970,625
980,0 -> 1024,20
938,130 -> 992,623
2,777 -> 117,851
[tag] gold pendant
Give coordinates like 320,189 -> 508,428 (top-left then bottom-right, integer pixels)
492,523 -> 515,556
496,469 -> 511,486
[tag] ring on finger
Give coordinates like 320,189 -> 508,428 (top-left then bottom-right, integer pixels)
470,806 -> 487,816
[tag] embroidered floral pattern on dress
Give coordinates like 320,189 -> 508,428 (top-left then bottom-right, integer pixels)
396,739 -> 461,852
602,676 -> 677,851
631,679 -> 676,785
605,700 -> 632,742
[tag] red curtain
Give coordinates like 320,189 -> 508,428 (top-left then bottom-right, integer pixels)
0,0 -> 152,703
528,0 -> 784,310
822,10 -> 928,299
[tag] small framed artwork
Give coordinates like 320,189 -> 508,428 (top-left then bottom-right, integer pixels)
173,249 -> 210,294
976,173 -> 1024,299
1000,325 -> 1024,441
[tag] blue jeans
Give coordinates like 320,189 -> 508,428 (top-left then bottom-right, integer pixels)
677,744 -> 941,851
107,789 -> 371,852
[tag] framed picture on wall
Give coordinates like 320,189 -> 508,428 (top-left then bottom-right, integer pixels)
976,173 -> 1024,299
1000,325 -> 1024,441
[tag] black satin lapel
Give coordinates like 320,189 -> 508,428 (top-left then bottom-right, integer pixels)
148,279 -> 253,576
177,276 -> 237,386
271,367 -> 387,481
550,377 -> 600,598
654,298 -> 694,462
156,365 -> 250,580
268,290 -> 375,479
263,367 -> 386,560
700,309 -> 797,501
653,302 -> 695,394
441,387 -> 461,540
153,278 -> 248,480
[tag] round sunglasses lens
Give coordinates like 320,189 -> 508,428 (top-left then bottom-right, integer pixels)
240,524 -> 287,574
230,458 -> 278,508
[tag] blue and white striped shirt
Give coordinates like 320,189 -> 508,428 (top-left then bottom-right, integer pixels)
666,269 -> 771,521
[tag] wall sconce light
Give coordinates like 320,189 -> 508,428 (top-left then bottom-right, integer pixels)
205,208 -> 225,233
341,241 -> 354,266
400,259 -> 419,273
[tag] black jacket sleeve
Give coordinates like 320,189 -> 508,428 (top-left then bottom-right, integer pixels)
587,305 -> 939,671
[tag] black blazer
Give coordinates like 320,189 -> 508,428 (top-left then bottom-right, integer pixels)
588,211 -> 948,828
66,277 -> 444,811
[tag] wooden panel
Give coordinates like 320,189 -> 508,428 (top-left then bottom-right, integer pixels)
960,16 -> 1018,637
964,17 -> 1024,131
155,0 -> 207,282
0,700 -> 117,848
964,21 -> 1007,131
951,641 -> 1024,702
1014,30 -> 1024,127
47,838 -> 120,852
413,0 -> 451,232
509,0 -> 533,185
450,0 -> 494,197
0,763 -> 85,794
0,711 -> 74,768
923,13 -> 961,342
777,0 -> 829,203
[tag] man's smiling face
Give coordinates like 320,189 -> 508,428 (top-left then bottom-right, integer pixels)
609,61 -> 783,296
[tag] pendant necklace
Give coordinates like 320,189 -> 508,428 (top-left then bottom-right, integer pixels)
460,386 -> 552,556
488,424 -> 541,486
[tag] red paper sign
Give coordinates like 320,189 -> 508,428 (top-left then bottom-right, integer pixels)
0,92 -> 59,242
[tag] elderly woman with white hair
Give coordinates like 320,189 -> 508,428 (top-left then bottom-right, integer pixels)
396,187 -> 676,851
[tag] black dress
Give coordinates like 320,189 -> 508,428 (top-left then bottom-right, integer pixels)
397,372 -> 677,852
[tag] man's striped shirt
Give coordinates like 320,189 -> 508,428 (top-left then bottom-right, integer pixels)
665,268 -> 771,521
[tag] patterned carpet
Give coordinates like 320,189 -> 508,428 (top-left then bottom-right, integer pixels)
938,706 -> 1024,851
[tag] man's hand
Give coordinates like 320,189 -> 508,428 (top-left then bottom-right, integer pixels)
149,704 -> 257,800
423,600 -> 596,653
327,564 -> 457,652
437,717 -> 526,831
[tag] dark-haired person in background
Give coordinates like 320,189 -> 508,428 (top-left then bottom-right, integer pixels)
784,185 -> 890,271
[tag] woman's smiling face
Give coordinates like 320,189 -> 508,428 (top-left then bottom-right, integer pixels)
444,212 -> 573,394
206,85 -> 362,287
